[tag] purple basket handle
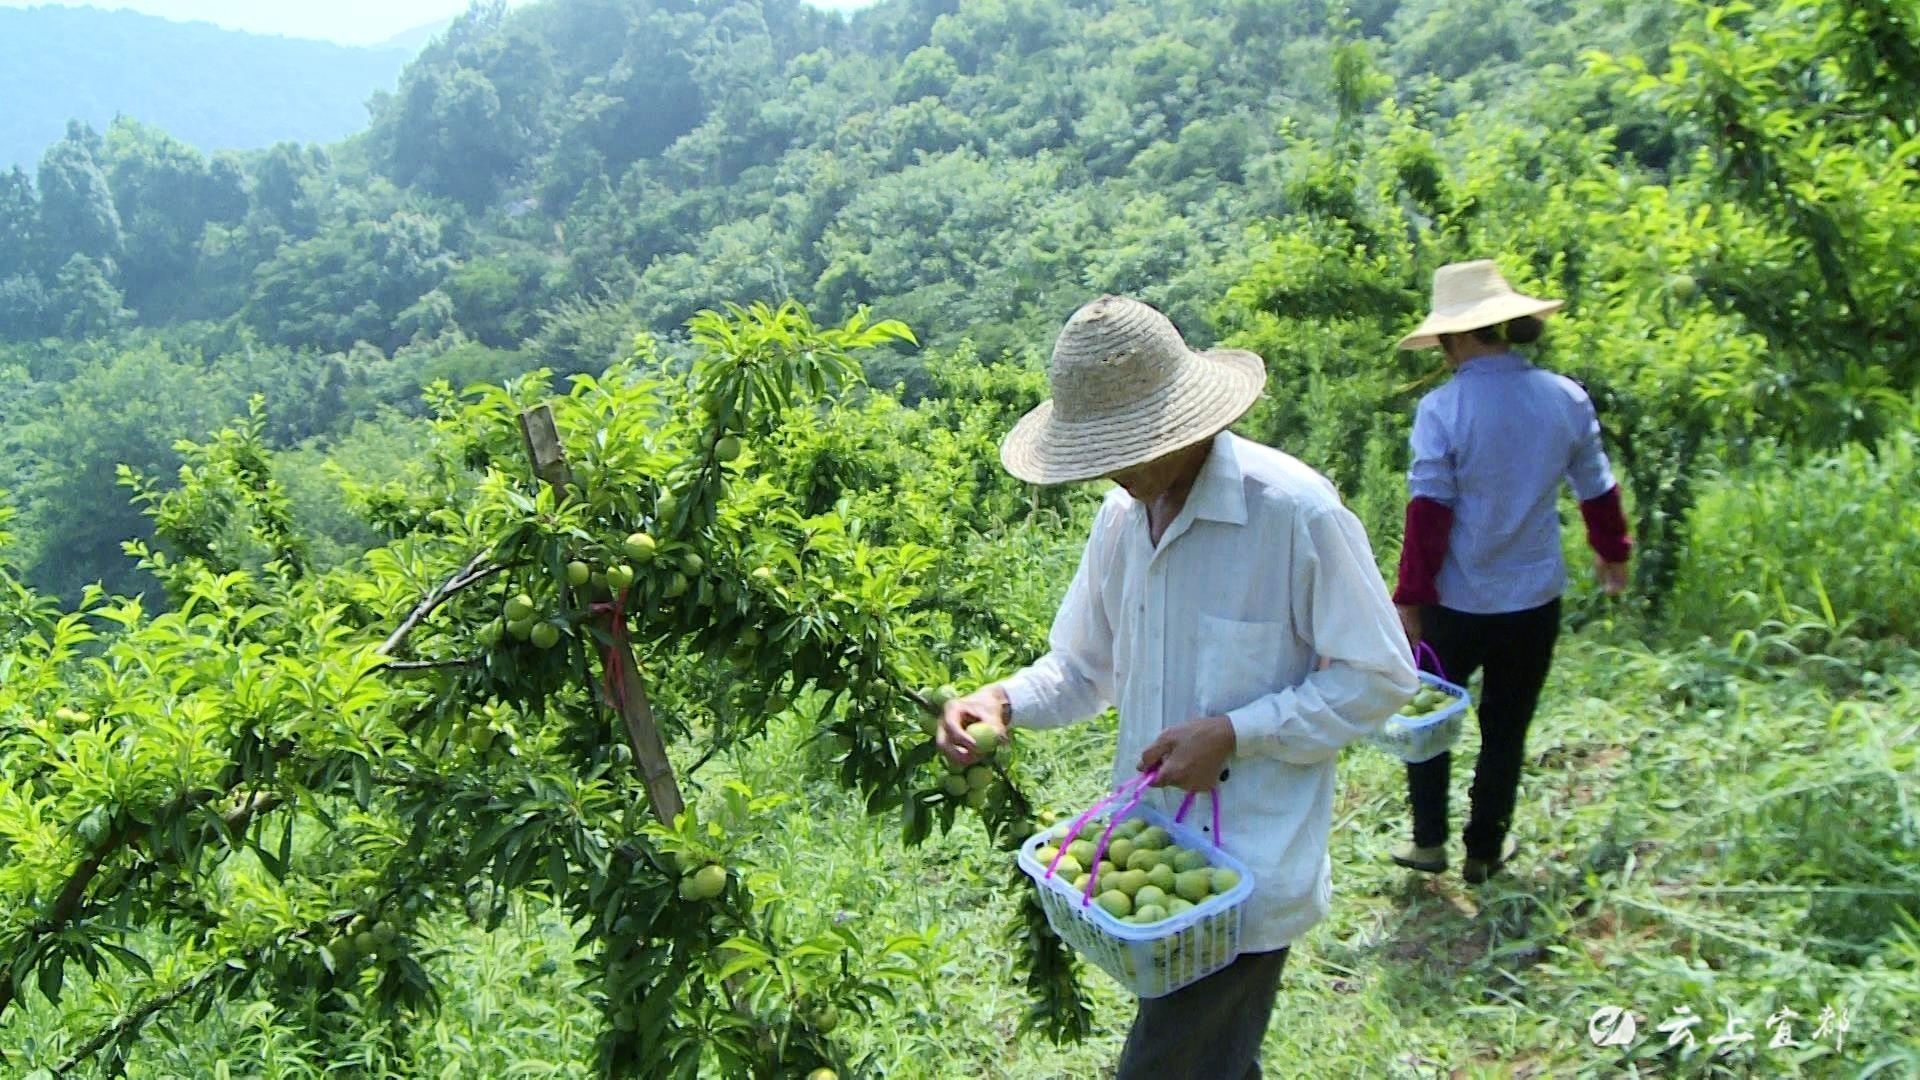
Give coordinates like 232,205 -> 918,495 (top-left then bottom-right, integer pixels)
1076,766 -> 1164,905
1045,766 -> 1157,885
1045,767 -> 1234,907
1414,641 -> 1451,682
1174,788 -> 1225,845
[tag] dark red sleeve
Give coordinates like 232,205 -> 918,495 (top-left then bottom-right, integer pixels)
1392,497 -> 1453,606
1579,484 -> 1632,563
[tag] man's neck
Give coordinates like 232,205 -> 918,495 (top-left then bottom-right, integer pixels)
1142,442 -> 1213,546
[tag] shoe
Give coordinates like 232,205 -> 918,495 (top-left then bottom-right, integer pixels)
1462,841 -> 1519,884
1390,843 -> 1447,873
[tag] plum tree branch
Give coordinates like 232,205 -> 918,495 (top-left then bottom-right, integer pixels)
51,956 -> 232,1076
377,551 -> 500,658
0,791 -> 280,1022
50,894 -> 373,1077
378,657 -> 479,673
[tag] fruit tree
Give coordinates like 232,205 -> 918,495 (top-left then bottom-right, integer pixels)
0,302 -> 1091,1077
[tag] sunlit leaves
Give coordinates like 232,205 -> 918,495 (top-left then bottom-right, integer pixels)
1590,0 -> 1920,446
689,299 -> 916,439
0,300 -> 1079,1074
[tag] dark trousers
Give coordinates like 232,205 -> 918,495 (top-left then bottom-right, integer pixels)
1406,598 -> 1562,860
1115,948 -> 1289,1080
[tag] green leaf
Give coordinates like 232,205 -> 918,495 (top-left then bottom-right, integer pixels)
352,756 -> 373,808
36,949 -> 64,1004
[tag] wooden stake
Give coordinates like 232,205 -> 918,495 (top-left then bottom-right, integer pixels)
519,405 -> 685,825
517,405 -> 574,493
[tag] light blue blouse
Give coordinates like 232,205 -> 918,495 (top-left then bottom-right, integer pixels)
1407,353 -> 1618,614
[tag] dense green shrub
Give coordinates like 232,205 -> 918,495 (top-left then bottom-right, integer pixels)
1674,431 -> 1920,645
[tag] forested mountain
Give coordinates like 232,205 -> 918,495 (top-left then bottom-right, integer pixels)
0,6 -> 416,171
1,0 -> 1914,609
1,0 -> 1671,357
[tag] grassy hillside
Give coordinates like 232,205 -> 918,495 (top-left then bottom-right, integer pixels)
0,6 -> 413,170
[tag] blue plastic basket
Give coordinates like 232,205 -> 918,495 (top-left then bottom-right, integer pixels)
1017,770 -> 1255,999
1370,669 -> 1471,763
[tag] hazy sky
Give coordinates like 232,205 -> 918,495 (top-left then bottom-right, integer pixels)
0,0 -> 879,46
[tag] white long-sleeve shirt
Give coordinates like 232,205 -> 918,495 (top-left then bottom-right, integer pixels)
1002,433 -> 1418,952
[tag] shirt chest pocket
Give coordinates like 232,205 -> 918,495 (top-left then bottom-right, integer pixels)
1194,613 -> 1292,717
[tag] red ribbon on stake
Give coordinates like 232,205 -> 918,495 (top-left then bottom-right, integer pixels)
590,589 -> 633,713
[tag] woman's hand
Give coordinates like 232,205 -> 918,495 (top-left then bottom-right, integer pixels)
1396,604 -> 1423,648
935,685 -> 1009,767
1138,715 -> 1236,792
1595,558 -> 1629,596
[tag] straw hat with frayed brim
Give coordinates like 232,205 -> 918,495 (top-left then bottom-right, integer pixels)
1000,296 -> 1266,486
1397,260 -> 1565,350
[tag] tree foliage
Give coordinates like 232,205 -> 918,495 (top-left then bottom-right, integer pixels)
0,303 -> 1100,1075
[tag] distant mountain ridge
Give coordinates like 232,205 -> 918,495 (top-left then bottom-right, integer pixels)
0,5 -> 418,169
378,14 -> 458,53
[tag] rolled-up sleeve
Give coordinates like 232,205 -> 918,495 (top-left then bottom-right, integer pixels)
1227,505 -> 1419,764
1406,398 -> 1456,505
1000,505 -> 1117,730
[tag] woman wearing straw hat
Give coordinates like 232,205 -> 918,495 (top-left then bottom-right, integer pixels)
1388,260 -> 1632,884
934,295 -> 1419,1079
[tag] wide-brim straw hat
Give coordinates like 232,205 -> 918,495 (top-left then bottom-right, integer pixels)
1000,296 -> 1266,485
1396,260 -> 1564,350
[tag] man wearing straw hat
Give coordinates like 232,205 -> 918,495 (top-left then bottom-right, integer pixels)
937,295 -> 1419,1078
1388,260 -> 1631,884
